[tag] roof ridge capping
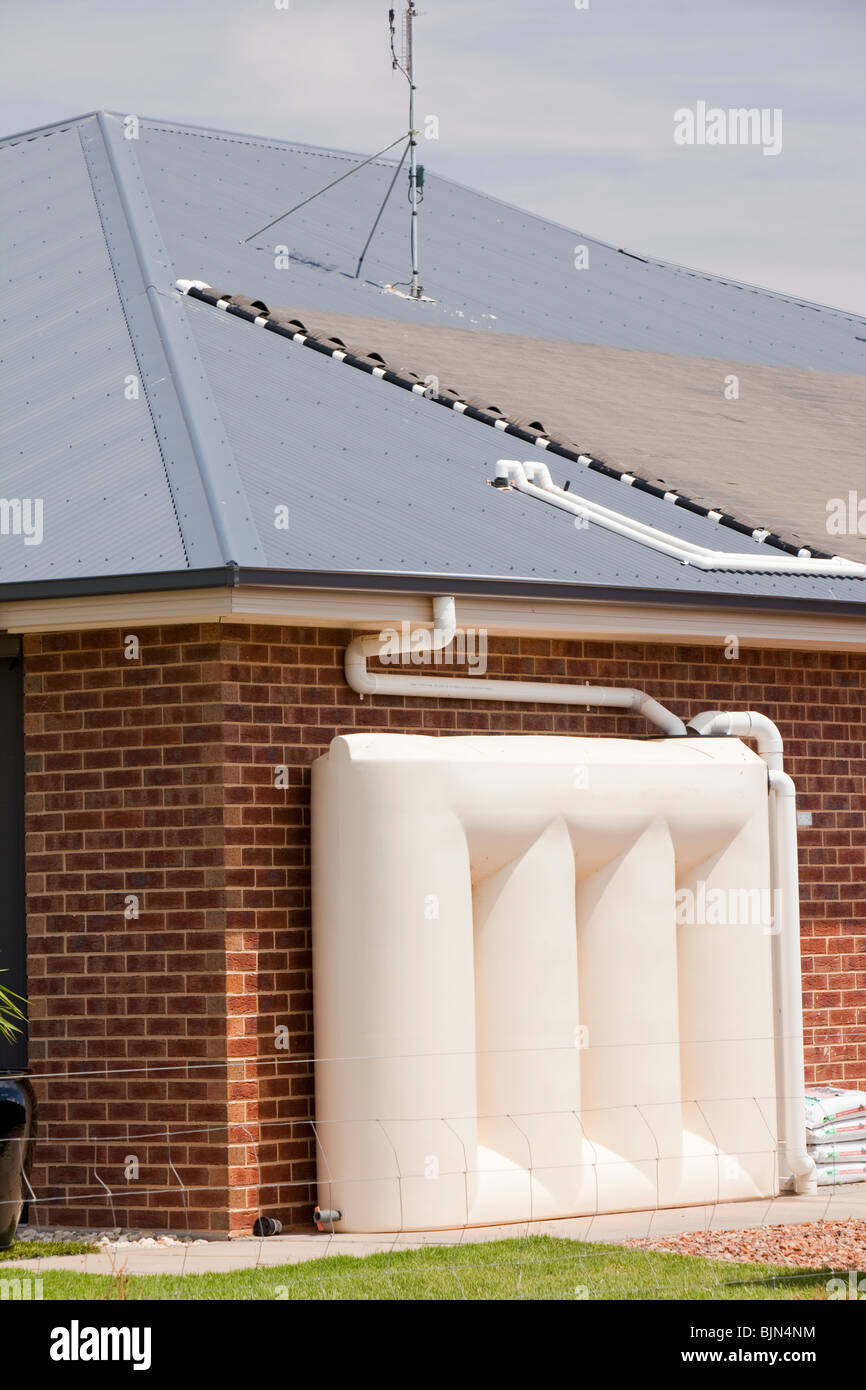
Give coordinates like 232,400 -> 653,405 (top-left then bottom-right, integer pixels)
176,280 -> 865,579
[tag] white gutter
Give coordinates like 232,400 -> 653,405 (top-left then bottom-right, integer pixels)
344,595 -> 687,736
687,710 -> 816,1194
496,460 -> 866,578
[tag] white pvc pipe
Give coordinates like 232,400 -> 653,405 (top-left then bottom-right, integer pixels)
344,596 -> 687,736
687,709 -> 816,1194
345,595 -> 457,694
686,709 -> 784,772
767,769 -> 818,1193
497,460 -> 866,578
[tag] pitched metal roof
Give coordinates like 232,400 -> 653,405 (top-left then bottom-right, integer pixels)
129,116 -> 866,372
1,110 -> 864,612
177,293 -> 863,604
0,119 -> 189,581
206,303 -> 866,568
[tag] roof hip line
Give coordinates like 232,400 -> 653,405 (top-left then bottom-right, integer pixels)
87,113 -> 263,568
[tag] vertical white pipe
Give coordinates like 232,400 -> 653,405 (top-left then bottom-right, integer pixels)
687,710 -> 816,1193
768,769 -> 817,1192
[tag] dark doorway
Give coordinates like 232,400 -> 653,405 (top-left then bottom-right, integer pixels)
0,637 -> 25,1073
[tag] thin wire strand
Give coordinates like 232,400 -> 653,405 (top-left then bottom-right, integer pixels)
241,135 -> 409,244
354,138 -> 410,279
9,1024 -> 852,1084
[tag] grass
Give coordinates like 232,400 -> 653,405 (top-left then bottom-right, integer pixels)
2,1235 -> 842,1300
1,1240 -> 96,1262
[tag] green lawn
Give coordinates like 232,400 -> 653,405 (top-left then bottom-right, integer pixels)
3,1235 -> 843,1300
1,1240 -> 95,1262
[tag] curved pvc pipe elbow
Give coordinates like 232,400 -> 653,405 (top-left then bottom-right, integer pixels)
687,710 -> 784,769
344,638 -> 379,694
175,279 -> 212,294
345,596 -> 457,696
768,769 -> 795,798
520,461 -> 555,490
634,692 -> 687,738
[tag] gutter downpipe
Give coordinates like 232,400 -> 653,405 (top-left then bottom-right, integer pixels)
687,711 -> 817,1194
344,596 -> 688,737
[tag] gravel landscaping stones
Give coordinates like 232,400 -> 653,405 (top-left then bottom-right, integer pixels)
626,1217 -> 866,1270
15,1226 -> 209,1247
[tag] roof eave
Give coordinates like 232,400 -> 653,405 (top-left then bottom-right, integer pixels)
1,564 -> 866,620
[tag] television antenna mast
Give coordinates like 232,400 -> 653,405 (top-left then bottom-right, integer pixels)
389,4 -> 423,298
242,5 -> 428,298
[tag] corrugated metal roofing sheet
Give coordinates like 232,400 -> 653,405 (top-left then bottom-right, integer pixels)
0,122 -> 188,582
131,117 -> 866,373
183,295 -> 865,604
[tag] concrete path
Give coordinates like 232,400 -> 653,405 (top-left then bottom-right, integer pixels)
9,1184 -> 866,1278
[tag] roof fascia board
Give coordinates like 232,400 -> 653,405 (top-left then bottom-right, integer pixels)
86,112 -> 265,567
2,564 -> 866,619
0,588 -> 232,634
234,567 -> 866,619
229,587 -> 866,652
0,567 -> 237,603
2,583 -> 865,652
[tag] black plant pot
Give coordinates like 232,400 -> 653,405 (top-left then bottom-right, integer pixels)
0,1076 -> 35,1247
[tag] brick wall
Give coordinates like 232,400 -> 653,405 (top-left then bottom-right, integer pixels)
23,626 -> 234,1232
21,622 -> 866,1234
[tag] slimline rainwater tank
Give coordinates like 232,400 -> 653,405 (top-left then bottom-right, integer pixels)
312,734 -> 778,1231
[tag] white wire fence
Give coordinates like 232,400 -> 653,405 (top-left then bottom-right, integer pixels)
4,1042 -> 864,1299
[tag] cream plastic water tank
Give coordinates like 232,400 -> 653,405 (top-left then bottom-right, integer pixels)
312,734 -> 779,1231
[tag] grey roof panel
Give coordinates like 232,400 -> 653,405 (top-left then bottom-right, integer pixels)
88,113 -> 265,567
0,124 -> 188,582
133,118 -> 866,374
183,295 -> 866,605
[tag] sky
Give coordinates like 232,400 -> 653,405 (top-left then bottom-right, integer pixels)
2,0 -> 864,312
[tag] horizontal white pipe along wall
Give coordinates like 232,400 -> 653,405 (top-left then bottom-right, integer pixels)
344,595 -> 687,737
312,733 -> 779,1231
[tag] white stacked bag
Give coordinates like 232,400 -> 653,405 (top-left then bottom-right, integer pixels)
805,1086 -> 866,1185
